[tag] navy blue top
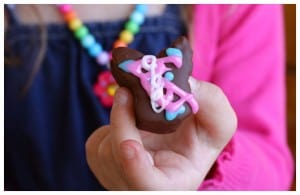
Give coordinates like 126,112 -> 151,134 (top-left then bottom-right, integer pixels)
5,5 -> 187,190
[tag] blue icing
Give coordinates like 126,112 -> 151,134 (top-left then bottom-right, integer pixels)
118,60 -> 134,72
165,105 -> 186,121
166,48 -> 182,57
164,71 -> 174,81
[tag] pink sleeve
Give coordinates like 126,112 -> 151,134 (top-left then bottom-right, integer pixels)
191,5 -> 294,190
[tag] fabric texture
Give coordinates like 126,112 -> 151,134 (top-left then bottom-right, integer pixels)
191,5 -> 294,190
4,4 -> 294,190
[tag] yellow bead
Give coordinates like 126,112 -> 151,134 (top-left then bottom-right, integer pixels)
69,18 -> 82,31
119,30 -> 133,44
106,84 -> 118,96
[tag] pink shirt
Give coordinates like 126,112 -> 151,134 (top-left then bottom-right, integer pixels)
190,5 -> 294,190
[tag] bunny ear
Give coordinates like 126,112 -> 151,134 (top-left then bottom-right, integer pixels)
110,47 -> 144,92
158,36 -> 192,54
157,36 -> 192,65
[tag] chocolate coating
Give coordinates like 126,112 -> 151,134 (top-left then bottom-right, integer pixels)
111,36 -> 194,134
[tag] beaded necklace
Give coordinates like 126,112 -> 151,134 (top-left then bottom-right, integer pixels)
56,4 -> 147,107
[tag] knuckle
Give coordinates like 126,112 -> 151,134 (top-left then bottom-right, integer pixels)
207,83 -> 227,106
85,126 -> 107,154
207,83 -> 237,133
228,109 -> 238,134
98,136 -> 112,160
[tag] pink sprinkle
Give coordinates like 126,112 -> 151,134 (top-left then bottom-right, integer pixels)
58,4 -> 72,13
96,52 -> 110,65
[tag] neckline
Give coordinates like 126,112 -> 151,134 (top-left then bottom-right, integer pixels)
5,5 -> 185,42
5,5 -> 179,27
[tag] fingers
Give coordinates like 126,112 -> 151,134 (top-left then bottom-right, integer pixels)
189,77 -> 237,146
96,134 -> 129,190
86,88 -> 158,189
85,125 -> 130,190
110,88 -> 159,189
86,126 -> 110,166
85,126 -> 110,179
119,139 -> 158,189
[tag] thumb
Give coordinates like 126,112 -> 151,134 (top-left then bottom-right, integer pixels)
110,88 -> 157,188
110,87 -> 142,145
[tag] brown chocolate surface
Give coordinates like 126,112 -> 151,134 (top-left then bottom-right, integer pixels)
111,36 -> 194,134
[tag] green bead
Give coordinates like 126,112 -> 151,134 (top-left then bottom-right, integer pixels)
74,26 -> 88,39
125,20 -> 140,34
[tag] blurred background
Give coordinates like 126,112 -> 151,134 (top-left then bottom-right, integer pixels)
283,4 -> 296,191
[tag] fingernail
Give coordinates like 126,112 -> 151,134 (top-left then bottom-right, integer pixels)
120,144 -> 135,160
114,88 -> 128,105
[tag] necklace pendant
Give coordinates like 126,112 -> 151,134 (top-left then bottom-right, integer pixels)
93,70 -> 118,107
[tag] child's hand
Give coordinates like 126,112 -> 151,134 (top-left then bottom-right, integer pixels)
86,77 -> 237,190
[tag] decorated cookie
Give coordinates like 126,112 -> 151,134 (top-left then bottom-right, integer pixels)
111,36 -> 199,133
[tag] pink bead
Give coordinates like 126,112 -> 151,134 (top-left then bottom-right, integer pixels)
96,52 -> 110,65
58,4 -> 72,13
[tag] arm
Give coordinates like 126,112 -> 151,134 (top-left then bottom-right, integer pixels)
192,5 -> 294,190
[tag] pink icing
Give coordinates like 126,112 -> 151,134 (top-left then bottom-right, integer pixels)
120,55 -> 199,116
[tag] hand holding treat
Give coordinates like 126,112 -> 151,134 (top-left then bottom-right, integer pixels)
111,37 -> 198,133
86,37 -> 237,190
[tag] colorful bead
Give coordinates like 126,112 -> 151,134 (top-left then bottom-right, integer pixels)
81,34 -> 95,48
58,4 -> 72,13
69,18 -> 82,30
113,40 -> 127,48
120,30 -> 134,44
130,11 -> 145,25
107,84 -> 117,96
74,26 -> 88,39
88,43 -> 103,57
125,20 -> 139,34
96,51 -> 110,65
64,10 -> 77,22
135,4 -> 148,14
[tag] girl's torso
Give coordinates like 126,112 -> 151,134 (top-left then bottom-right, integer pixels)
5,4 -> 187,190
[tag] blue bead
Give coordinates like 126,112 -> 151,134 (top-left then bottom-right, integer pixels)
130,11 -> 145,25
135,4 -> 147,14
164,71 -> 174,81
88,43 -> 103,57
166,48 -> 182,57
81,34 -> 95,48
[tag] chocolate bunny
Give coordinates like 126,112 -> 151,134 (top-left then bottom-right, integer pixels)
111,37 -> 198,134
